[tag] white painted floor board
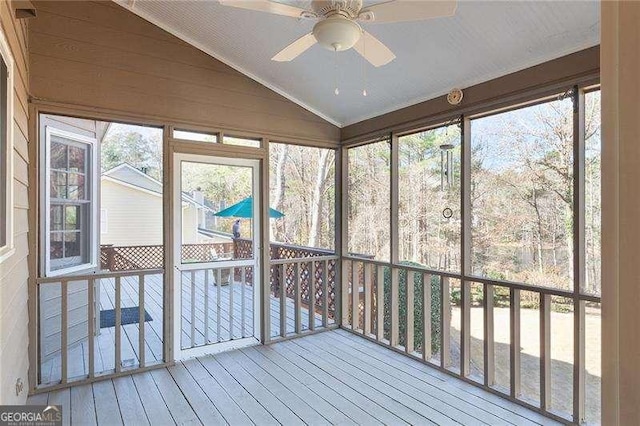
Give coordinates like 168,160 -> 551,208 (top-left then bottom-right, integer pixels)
29,330 -> 561,426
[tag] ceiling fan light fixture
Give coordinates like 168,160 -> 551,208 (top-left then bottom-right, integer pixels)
312,15 -> 362,51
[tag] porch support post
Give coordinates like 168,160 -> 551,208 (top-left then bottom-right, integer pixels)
601,2 -> 640,424
260,142 -> 271,343
337,145 -> 347,327
163,124 -> 173,363
390,133 -> 399,264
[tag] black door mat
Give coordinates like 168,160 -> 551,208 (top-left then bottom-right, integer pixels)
100,307 -> 152,329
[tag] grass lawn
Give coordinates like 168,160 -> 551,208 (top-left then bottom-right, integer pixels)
450,306 -> 601,423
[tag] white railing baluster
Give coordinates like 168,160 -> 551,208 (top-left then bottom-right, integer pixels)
204,270 -> 210,344
423,274 -> 432,361
115,277 -> 122,373
309,261 -> 316,331
322,260 -> 329,328
216,268 -> 222,342
341,259 -> 350,327
61,280 -> 68,383
461,281 -> 471,375
541,293 -> 551,411
510,288 -> 521,397
441,276 -> 451,368
229,268 -> 234,340
391,268 -> 399,347
139,274 -> 145,368
190,270 -> 196,348
406,270 -> 415,354
364,263 -> 372,336
295,262 -> 301,334
376,265 -> 384,341
280,264 -> 286,337
484,283 -> 495,387
574,299 -> 586,423
241,266 -> 246,338
351,261 -> 359,331
88,278 -> 95,379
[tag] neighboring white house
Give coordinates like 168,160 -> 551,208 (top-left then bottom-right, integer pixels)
100,163 -> 230,246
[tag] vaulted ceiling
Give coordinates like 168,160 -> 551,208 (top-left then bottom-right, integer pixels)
118,1 -> 599,127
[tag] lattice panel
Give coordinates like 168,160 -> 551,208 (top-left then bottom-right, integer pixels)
100,241 -> 337,318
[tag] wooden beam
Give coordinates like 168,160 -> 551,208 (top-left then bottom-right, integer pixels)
341,47 -> 599,143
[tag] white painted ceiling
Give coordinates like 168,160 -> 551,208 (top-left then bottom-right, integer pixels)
121,1 -> 600,127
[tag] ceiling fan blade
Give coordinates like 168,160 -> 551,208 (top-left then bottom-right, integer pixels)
360,0 -> 457,23
353,31 -> 396,67
272,33 -> 317,62
218,0 -> 307,18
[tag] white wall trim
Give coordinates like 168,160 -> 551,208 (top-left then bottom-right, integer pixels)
0,21 -> 14,264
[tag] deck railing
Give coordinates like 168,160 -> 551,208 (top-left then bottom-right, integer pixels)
34,269 -> 164,390
100,239 -> 340,322
268,256 -> 338,340
341,256 -> 601,424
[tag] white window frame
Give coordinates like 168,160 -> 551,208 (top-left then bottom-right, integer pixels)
41,127 -> 98,277
0,25 -> 14,263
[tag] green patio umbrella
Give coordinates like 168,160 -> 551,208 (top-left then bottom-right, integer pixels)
213,196 -> 284,218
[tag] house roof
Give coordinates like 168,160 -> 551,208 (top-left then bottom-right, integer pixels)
102,163 -> 211,210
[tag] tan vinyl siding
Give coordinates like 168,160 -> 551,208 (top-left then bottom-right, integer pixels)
0,0 -> 30,404
29,1 -> 339,146
101,180 -> 205,250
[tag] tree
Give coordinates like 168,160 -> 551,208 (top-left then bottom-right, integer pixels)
101,125 -> 163,180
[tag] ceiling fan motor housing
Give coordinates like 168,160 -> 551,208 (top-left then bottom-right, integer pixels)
313,15 -> 362,51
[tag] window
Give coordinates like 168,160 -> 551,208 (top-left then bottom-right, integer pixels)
173,129 -> 218,143
398,124 -> 461,272
347,139 -> 391,261
269,143 -> 336,251
0,29 -> 13,262
43,129 -> 97,276
223,135 -> 261,148
584,89 -> 601,296
470,96 -> 574,289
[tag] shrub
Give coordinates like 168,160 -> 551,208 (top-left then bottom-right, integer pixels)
381,262 -> 442,355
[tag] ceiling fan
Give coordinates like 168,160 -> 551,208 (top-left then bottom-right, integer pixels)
218,0 -> 457,67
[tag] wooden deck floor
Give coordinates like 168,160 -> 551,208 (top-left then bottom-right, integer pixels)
40,273 -> 324,385
30,329 -> 560,426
